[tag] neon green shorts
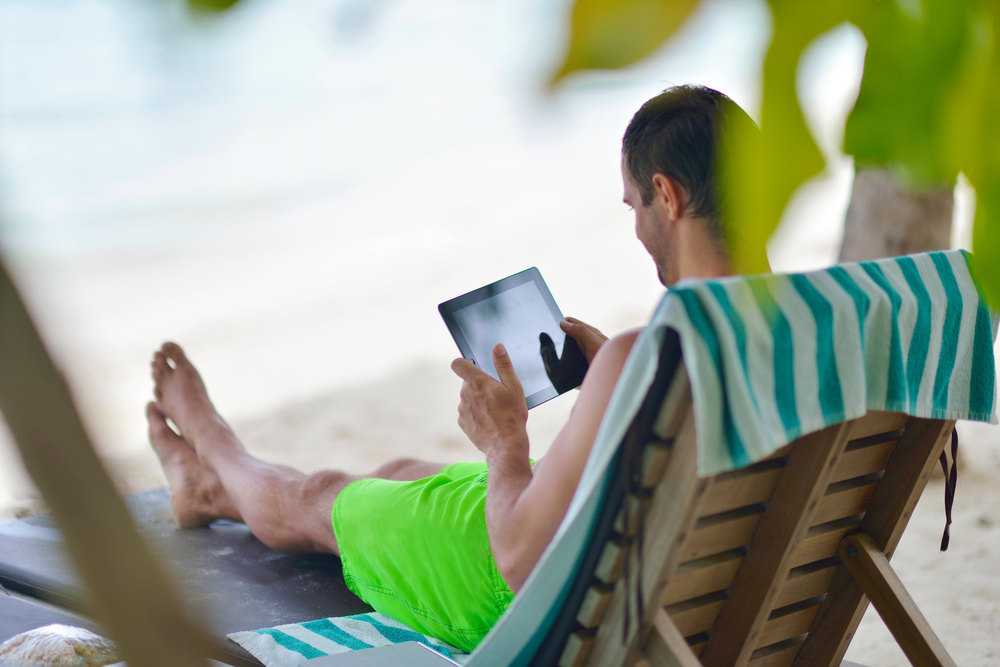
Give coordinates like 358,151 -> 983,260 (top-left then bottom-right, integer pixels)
331,462 -> 513,652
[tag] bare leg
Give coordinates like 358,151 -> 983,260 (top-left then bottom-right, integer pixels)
149,342 -> 446,555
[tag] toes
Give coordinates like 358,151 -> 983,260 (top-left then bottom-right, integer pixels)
161,342 -> 187,369
146,401 -> 166,432
152,351 -> 171,375
151,353 -> 170,393
147,402 -> 178,442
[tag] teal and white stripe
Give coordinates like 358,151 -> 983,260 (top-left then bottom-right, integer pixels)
227,612 -> 464,667
656,250 -> 998,476
466,250 -> 998,667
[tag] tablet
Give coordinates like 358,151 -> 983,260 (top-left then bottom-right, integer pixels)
439,267 -> 589,408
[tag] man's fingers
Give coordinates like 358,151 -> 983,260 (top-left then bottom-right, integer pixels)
561,320 -> 595,343
560,319 -> 583,338
492,343 -> 523,393
563,318 -> 607,341
451,357 -> 483,381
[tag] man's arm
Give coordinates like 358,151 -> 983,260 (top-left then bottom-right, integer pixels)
451,330 -> 639,592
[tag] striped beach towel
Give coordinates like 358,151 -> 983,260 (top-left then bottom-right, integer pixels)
464,250 -> 998,666
227,612 -> 465,667
653,249 -> 998,475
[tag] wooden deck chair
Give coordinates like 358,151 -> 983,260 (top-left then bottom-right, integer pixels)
547,328 -> 959,667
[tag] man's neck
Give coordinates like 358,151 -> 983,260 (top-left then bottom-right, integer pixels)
669,216 -> 733,284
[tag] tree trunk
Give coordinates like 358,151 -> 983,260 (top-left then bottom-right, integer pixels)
839,168 -> 953,262
838,168 -> 960,476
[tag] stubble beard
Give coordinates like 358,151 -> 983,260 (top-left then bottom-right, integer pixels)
655,243 -> 674,288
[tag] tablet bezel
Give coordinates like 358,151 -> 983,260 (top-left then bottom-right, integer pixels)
439,267 -> 572,409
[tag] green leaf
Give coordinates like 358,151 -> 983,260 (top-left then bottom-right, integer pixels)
188,0 -> 242,13
965,3 -> 1000,309
721,1 -> 849,274
845,0 -> 971,186
970,181 -> 1000,309
941,4 -> 994,181
551,0 -> 700,85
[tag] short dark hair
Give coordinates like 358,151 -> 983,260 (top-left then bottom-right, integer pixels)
622,85 -> 758,238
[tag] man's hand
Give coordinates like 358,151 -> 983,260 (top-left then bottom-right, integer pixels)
559,317 -> 608,364
450,343 -> 529,458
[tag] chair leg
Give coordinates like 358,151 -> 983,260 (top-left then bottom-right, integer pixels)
838,533 -> 956,667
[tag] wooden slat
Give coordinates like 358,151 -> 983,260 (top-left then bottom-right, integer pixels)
774,563 -> 838,609
663,551 -> 744,606
639,412 -> 713,609
700,421 -> 854,667
748,642 -> 805,667
788,519 -> 859,570
614,493 -> 646,537
587,384 -> 703,667
844,411 -> 909,440
682,509 -> 763,561
862,424 -> 955,558
689,641 -> 707,658
641,443 -> 672,489
594,540 -> 626,585
559,630 -> 594,667
830,439 -> 896,484
795,417 -> 954,667
652,369 -> 691,440
667,596 -> 726,637
646,609 -> 703,667
700,466 -> 783,516
758,604 -> 821,648
577,585 -> 614,629
839,533 -> 956,667
811,479 -> 878,526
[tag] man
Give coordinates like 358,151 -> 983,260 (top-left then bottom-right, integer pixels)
147,84 -> 757,651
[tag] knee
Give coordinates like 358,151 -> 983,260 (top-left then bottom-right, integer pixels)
257,470 -> 351,554
371,458 -> 423,480
296,470 -> 353,511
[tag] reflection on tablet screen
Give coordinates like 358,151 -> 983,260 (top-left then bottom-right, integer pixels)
452,281 -> 566,397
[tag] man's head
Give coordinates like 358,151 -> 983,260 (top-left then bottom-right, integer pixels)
621,85 -> 758,285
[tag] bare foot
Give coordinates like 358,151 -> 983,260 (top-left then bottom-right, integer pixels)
151,342 -> 230,450
146,402 -> 240,528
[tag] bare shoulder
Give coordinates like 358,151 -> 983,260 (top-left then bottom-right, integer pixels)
588,328 -> 642,378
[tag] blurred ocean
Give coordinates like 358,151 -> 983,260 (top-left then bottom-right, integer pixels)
0,0 -> 869,516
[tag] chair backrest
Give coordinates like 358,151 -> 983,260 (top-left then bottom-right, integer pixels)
554,342 -> 955,667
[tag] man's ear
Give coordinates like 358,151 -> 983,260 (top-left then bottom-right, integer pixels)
650,173 -> 687,221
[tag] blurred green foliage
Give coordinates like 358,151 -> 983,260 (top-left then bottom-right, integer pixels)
553,0 -> 700,81
188,0 -> 242,13
554,0 -> 1000,308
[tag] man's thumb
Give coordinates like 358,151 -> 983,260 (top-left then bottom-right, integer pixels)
493,343 -> 522,391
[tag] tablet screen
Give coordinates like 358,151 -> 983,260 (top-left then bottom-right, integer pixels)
440,268 -> 588,408
451,280 -> 563,399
